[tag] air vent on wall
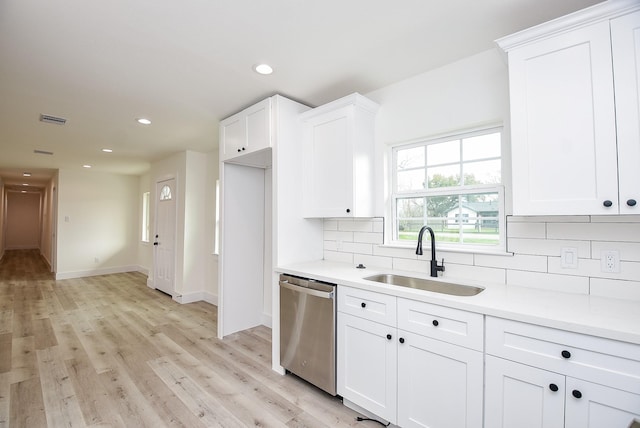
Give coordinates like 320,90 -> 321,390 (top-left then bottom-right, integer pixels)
34,149 -> 54,155
40,114 -> 67,125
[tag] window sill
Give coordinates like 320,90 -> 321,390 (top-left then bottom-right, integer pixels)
379,243 -> 514,257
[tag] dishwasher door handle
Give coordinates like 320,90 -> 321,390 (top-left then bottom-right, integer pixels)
279,280 -> 334,299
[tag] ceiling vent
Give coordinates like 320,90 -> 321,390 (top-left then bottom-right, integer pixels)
40,114 -> 67,125
34,149 -> 54,155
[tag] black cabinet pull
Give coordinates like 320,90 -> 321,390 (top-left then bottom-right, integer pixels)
346,208 -> 351,213
549,384 -> 559,392
561,350 -> 571,359
432,320 -> 439,327
361,302 -> 366,308
399,337 -> 405,344
572,390 -> 582,399
386,334 -> 392,340
603,200 -> 613,207
628,199 -> 637,207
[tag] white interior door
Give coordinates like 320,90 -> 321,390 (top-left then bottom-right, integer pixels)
154,178 -> 176,295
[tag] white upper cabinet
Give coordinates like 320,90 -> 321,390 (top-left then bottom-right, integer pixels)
220,98 -> 272,163
301,93 -> 379,218
498,1 -> 640,215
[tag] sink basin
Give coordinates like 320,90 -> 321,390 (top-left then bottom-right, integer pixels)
364,274 -> 484,296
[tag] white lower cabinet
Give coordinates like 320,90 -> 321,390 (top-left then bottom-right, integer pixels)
485,316 -> 640,428
337,312 -> 397,422
397,331 -> 483,428
337,285 -> 484,427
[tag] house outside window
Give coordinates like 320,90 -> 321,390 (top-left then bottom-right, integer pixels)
391,127 -> 505,251
141,191 -> 150,242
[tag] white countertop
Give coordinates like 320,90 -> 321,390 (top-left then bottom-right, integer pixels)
277,260 -> 640,345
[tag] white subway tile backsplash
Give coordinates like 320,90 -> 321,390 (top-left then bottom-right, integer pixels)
590,278 -> 640,301
506,270 -> 589,294
323,217 -> 640,301
323,219 -> 338,231
591,241 -> 640,261
342,242 -> 374,254
507,238 -> 590,258
374,245 -> 418,259
591,215 -> 640,223
506,221 -> 546,239
338,219 -> 374,232
324,250 -> 353,264
547,222 -> 640,242
442,263 -> 506,284
324,230 -> 354,241
475,253 -> 547,272
353,232 -> 384,244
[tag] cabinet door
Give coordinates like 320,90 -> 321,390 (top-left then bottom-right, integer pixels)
485,355 -> 564,428
337,312 -> 396,423
220,112 -> 245,161
612,10 -> 640,214
245,98 -> 271,154
565,377 -> 640,428
508,21 -> 618,215
397,331 -> 483,428
303,106 -> 354,217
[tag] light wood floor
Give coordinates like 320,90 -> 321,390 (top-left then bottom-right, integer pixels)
0,250 -> 364,428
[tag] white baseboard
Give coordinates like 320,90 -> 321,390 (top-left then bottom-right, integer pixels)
55,265 -> 140,280
261,313 -> 273,328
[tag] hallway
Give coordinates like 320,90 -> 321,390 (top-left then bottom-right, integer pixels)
0,250 -> 361,427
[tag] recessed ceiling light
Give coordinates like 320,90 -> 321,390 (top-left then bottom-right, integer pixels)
22,183 -> 29,186
23,172 -> 31,177
102,148 -> 113,153
21,190 -> 27,193
83,164 -> 92,168
254,64 -> 273,75
137,118 -> 151,125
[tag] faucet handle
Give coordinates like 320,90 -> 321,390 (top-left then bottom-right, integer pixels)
439,258 -> 445,272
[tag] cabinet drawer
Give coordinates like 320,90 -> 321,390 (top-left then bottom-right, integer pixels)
486,316 -> 640,392
398,298 -> 483,351
338,285 -> 396,326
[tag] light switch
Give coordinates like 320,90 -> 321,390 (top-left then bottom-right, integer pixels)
64,215 -> 70,223
561,247 -> 578,269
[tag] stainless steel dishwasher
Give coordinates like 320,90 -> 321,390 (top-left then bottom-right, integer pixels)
279,273 -> 336,395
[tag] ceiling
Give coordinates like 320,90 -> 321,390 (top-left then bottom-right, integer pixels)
0,0 -> 603,190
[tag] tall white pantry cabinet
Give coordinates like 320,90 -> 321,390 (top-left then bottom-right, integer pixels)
498,0 -> 640,215
217,95 -> 323,362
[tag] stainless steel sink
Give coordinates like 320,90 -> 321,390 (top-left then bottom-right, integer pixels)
364,274 -> 484,296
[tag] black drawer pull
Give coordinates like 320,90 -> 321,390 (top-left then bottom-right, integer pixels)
361,302 -> 366,308
572,390 -> 582,399
561,350 -> 571,359
399,337 -> 405,344
549,384 -> 559,392
386,334 -> 392,340
432,320 -> 439,327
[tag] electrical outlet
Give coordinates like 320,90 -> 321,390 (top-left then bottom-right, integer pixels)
601,250 -> 620,273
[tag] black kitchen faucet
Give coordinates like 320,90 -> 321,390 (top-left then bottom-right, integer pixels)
416,226 -> 445,278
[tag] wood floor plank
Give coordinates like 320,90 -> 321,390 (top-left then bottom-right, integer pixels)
0,311 -> 12,335
9,377 -> 47,427
36,347 -> 86,427
10,336 -> 37,384
0,372 -> 9,427
33,318 -> 58,350
0,334 -> 11,374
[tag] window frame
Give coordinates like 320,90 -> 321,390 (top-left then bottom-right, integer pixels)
141,191 -> 150,243
388,126 -> 506,253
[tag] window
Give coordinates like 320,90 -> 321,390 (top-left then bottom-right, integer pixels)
391,127 -> 504,250
160,185 -> 172,201
141,191 -> 150,242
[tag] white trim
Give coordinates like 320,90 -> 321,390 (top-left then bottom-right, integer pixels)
55,265 -> 140,280
172,291 -> 218,305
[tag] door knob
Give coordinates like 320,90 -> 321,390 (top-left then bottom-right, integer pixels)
153,242 -> 159,246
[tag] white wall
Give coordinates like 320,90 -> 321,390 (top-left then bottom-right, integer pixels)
137,172 -> 152,275
204,150 -> 219,304
319,48 -> 640,301
56,169 -> 139,279
0,178 -> 5,259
